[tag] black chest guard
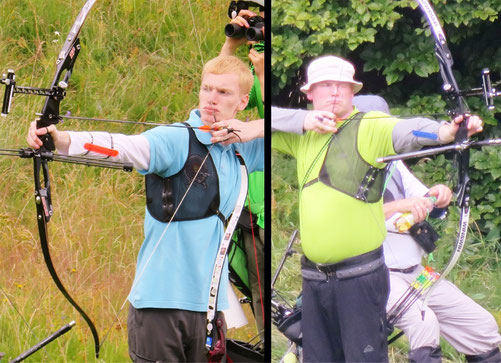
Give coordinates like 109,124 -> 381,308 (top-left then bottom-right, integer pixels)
145,124 -> 224,223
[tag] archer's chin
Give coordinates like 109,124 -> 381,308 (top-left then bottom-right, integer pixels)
200,114 -> 216,124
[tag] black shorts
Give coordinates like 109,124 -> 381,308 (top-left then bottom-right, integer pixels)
127,305 -> 226,362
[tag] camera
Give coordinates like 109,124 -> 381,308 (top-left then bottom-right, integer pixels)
224,15 -> 264,41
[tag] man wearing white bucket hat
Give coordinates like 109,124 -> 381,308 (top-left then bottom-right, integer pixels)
300,55 -> 363,93
272,55 -> 484,362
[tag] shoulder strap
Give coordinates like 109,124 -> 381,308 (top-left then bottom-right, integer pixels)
205,152 -> 248,353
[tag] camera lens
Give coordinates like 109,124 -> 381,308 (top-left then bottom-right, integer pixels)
224,23 -> 246,38
246,24 -> 264,41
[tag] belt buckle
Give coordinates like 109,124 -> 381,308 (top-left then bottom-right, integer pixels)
314,263 -> 330,281
315,262 -> 333,275
315,263 -> 325,272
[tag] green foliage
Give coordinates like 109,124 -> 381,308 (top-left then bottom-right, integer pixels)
272,0 -> 501,106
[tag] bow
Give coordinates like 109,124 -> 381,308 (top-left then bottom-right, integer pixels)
378,0 -> 501,316
415,0 -> 470,291
0,0 -> 128,358
1,1 -> 252,359
28,0 -> 102,357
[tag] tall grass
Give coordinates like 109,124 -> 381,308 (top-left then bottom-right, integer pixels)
0,0 -> 258,361
271,150 -> 501,362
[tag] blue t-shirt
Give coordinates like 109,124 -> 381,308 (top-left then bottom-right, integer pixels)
128,109 -> 264,312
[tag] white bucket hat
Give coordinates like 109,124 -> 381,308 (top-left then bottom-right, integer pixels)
300,55 -> 363,94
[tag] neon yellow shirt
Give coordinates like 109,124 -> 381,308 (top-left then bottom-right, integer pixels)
272,109 -> 399,264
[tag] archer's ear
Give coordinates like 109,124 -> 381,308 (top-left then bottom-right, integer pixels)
306,91 -> 313,102
237,94 -> 249,111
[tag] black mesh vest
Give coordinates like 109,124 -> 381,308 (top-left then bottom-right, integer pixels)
303,112 -> 387,203
145,124 -> 224,223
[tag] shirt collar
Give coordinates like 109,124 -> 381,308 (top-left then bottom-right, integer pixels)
187,109 -> 212,145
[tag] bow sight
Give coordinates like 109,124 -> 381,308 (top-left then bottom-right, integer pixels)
434,66 -> 501,116
1,69 -> 68,119
459,68 -> 501,111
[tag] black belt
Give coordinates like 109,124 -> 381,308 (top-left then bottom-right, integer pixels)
388,265 -> 419,274
301,246 -> 385,281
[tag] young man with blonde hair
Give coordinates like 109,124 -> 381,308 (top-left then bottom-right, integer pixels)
27,55 -> 264,362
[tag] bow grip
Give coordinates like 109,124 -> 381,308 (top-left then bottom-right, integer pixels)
36,118 -> 56,151
37,90 -> 64,151
454,113 -> 469,144
40,133 -> 56,151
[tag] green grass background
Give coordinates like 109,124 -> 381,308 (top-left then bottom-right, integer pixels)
0,0 -> 259,361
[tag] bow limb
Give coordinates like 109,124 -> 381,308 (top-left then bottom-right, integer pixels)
206,154 -> 249,358
37,0 -> 97,150
34,156 -> 100,358
380,1 -> 472,306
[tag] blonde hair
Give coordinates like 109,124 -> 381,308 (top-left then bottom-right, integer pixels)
201,56 -> 253,95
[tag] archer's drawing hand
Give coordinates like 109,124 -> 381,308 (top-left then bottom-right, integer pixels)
27,121 -> 70,152
303,110 -> 338,134
210,118 -> 263,145
438,114 -> 483,143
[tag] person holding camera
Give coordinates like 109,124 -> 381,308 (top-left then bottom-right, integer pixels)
383,161 -> 501,363
220,0 -> 265,341
221,0 -> 264,108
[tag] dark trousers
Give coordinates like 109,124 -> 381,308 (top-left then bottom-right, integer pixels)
302,262 -> 390,362
128,305 -> 226,362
